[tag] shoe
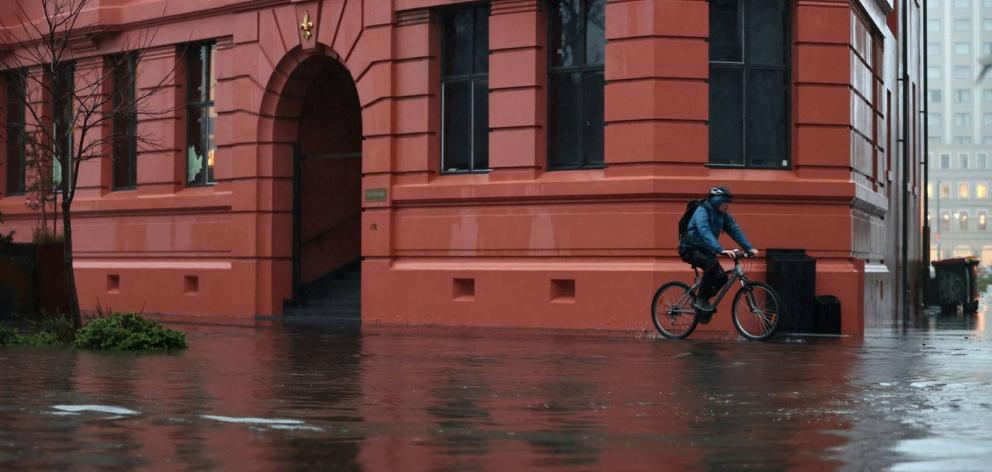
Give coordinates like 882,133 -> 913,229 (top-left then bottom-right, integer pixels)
695,309 -> 713,325
693,297 -> 714,312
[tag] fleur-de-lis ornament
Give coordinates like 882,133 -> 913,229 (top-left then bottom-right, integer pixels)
300,11 -> 314,40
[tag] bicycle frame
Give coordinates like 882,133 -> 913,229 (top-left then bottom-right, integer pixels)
667,255 -> 753,314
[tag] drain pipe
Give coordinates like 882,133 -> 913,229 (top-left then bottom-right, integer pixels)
921,0 -> 930,301
901,0 -> 911,318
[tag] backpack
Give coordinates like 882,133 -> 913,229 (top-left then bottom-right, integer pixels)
678,199 -> 706,243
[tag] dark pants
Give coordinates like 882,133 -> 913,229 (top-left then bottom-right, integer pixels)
679,248 -> 728,301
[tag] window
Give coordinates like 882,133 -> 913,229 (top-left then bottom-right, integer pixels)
979,153 -> 988,168
941,183 -> 952,199
956,136 -> 974,144
4,71 -> 25,195
928,67 -> 943,79
928,183 -> 933,198
955,42 -> 972,55
955,89 -> 972,103
985,42 -> 992,55
957,0 -> 972,7
985,89 -> 992,102
985,114 -> 992,127
941,153 -> 952,169
941,211 -> 951,231
960,182 -> 970,198
548,0 -> 605,170
954,113 -> 972,126
978,183 -> 989,198
928,89 -> 942,103
185,43 -> 216,185
960,153 -> 970,169
928,19 -> 942,32
112,52 -> 138,189
440,4 -> 489,173
928,42 -> 943,57
932,113 -> 944,126
960,211 -> 970,231
708,0 -> 790,168
954,19 -> 971,32
954,66 -> 973,80
985,19 -> 992,31
53,62 -> 74,192
980,211 -> 988,230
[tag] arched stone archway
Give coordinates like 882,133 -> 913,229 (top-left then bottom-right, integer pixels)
259,46 -> 363,318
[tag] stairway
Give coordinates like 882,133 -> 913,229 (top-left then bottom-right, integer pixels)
283,259 -> 361,327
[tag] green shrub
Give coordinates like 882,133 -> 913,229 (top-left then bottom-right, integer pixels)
0,325 -> 63,347
73,313 -> 188,351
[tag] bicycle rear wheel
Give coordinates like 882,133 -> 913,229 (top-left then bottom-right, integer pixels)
731,282 -> 781,341
651,282 -> 699,339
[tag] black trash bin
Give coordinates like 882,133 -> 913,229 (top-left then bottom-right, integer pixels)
766,249 -> 817,333
931,257 -> 980,313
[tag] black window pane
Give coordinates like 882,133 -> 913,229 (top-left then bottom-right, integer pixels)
187,108 -> 207,184
549,72 -> 583,168
188,46 -> 204,102
745,70 -> 789,167
585,0 -> 605,66
205,105 -> 216,183
473,6 -> 489,74
443,8 -> 474,76
746,0 -> 788,66
709,68 -> 744,165
710,0 -> 741,62
5,74 -> 25,193
582,70 -> 604,165
551,0 -> 582,68
443,80 -> 472,171
472,79 -> 489,169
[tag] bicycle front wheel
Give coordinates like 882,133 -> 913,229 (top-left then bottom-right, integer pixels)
651,281 -> 699,339
731,282 -> 781,341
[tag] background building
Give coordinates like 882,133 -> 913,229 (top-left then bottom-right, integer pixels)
0,0 -> 925,335
927,0 -> 992,265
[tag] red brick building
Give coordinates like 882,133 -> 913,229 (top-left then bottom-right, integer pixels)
0,0 -> 924,335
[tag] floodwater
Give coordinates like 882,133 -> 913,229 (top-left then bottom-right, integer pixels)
1,312 -> 991,471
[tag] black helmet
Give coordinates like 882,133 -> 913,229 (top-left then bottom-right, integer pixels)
709,186 -> 733,199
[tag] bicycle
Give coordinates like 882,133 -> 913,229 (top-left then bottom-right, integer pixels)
651,249 -> 781,340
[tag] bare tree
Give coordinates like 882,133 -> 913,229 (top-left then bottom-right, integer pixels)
0,0 -> 176,328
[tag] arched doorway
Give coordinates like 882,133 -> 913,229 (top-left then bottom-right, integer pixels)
275,53 -> 363,319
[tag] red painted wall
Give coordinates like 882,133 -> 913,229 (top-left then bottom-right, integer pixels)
0,0 -> 924,336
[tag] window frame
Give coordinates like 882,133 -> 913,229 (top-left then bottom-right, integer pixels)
707,0 -> 793,169
185,42 -> 217,187
112,52 -> 139,190
4,71 -> 27,196
546,0 -> 606,171
439,3 -> 491,174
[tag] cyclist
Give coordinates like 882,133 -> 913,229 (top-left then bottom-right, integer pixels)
678,186 -> 759,321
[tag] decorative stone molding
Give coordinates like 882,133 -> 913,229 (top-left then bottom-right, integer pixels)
396,8 -> 430,27
492,0 -> 542,15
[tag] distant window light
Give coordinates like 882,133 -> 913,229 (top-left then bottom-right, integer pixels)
960,183 -> 971,198
978,184 -> 989,199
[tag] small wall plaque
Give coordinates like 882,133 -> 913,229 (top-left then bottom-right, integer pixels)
365,188 -> 387,202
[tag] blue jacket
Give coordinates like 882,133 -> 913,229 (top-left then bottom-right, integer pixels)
679,200 -> 753,255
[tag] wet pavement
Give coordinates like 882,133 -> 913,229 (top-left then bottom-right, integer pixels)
1,311 -> 991,471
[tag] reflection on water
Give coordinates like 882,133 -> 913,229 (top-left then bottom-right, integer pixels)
1,314 -> 991,471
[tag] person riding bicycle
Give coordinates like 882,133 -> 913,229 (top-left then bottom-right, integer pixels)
678,186 -> 759,319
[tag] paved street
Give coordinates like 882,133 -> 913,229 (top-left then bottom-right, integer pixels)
1,311 -> 990,470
